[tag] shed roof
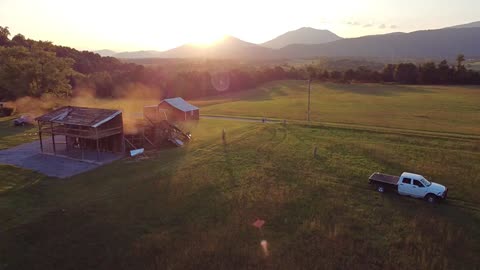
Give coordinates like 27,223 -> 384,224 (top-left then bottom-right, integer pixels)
161,97 -> 199,112
35,106 -> 122,127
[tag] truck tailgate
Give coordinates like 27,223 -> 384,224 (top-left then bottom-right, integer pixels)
369,173 -> 399,185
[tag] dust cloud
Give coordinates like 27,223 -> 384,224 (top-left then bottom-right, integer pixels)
5,84 -> 165,134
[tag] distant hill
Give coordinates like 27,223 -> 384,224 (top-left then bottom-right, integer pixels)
449,21 -> 480,29
94,49 -> 117,57
277,27 -> 480,59
161,36 -> 275,59
113,50 -> 163,59
261,27 -> 342,49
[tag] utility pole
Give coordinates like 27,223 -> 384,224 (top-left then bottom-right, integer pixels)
307,78 -> 311,123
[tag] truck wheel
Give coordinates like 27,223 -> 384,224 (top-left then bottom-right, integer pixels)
426,194 -> 437,204
377,185 -> 385,193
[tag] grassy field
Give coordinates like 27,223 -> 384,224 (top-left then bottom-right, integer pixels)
0,116 -> 38,150
195,81 -> 480,135
1,117 -> 480,269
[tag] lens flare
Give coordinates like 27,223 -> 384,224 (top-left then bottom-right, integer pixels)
210,71 -> 230,92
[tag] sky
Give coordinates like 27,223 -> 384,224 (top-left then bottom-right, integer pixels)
1,0 -> 479,52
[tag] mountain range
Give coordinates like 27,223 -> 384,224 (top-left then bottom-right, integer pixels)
450,21 -> 480,29
261,27 -> 342,49
95,21 -> 480,59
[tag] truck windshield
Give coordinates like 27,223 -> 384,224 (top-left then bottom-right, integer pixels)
421,178 -> 431,186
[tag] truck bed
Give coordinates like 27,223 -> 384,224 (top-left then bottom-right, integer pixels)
369,172 -> 399,185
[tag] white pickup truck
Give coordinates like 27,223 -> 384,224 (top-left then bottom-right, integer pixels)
369,172 -> 448,203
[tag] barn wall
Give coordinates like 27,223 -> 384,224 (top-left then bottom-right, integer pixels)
157,103 -> 184,121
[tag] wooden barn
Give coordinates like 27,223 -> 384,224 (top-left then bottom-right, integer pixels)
145,97 -> 199,122
35,106 -> 125,160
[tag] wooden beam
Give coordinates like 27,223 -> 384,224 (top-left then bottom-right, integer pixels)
65,136 -> 68,152
143,134 -> 156,147
38,121 -> 43,153
96,128 -> 100,161
51,122 -> 56,155
120,113 -> 125,154
124,137 -> 137,150
81,138 -> 84,160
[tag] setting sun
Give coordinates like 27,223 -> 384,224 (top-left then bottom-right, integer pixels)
189,32 -> 226,46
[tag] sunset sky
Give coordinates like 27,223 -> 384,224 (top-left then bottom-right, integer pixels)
1,0 -> 479,52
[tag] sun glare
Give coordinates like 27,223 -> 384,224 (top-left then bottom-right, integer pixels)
189,30 -> 226,47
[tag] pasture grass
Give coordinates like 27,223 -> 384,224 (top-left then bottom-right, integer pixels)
1,119 -> 479,269
195,81 -> 480,135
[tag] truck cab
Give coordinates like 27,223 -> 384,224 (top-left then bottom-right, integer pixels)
397,172 -> 447,202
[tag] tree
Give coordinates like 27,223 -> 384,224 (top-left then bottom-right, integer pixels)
11,34 -> 29,47
322,70 -> 330,80
330,71 -> 342,81
382,64 -> 396,82
0,26 -> 10,46
394,63 -> 418,84
287,66 -> 300,79
89,72 -> 114,97
455,54 -> 468,84
0,45 -> 75,99
456,54 -> 465,70
419,62 -> 438,84
437,60 -> 452,84
355,66 -> 375,82
306,65 -> 317,80
343,69 -> 355,82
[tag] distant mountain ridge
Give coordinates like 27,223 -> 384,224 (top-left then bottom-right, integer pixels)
94,49 -> 117,57
101,21 -> 480,59
261,27 -> 342,49
449,21 -> 480,29
278,27 -> 480,59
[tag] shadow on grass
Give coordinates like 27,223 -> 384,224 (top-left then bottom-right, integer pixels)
326,83 -> 433,96
0,123 -> 242,269
193,82 -> 293,108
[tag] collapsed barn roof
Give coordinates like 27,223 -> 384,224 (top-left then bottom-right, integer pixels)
35,106 -> 122,127
161,97 -> 199,112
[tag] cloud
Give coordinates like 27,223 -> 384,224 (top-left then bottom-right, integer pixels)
379,24 -> 386,29
390,25 -> 398,29
347,21 -> 360,26
363,24 -> 373,28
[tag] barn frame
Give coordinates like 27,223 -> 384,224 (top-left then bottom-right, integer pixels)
35,106 -> 125,161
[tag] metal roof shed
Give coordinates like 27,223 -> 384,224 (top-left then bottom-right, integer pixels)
157,97 -> 199,121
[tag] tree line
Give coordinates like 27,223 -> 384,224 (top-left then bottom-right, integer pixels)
1,26 -> 479,102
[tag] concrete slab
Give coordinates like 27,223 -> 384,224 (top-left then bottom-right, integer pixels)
0,138 -> 123,178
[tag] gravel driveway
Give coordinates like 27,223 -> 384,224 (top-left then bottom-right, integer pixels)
0,138 -> 122,178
